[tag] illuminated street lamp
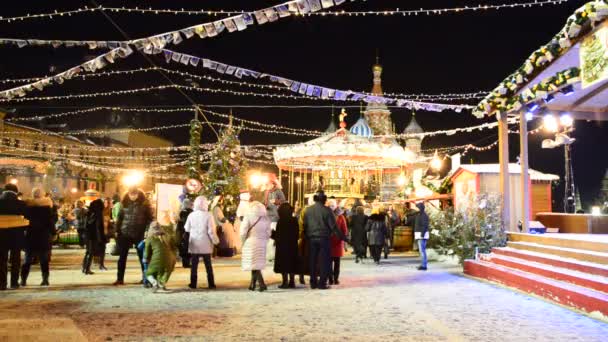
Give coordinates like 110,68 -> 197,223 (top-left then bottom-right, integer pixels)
122,170 -> 145,188
541,113 -> 576,213
430,150 -> 443,171
9,178 -> 18,185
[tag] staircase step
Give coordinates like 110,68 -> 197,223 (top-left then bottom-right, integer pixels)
464,259 -> 608,316
507,241 -> 608,265
507,232 -> 608,253
493,247 -> 608,278
480,253 -> 608,293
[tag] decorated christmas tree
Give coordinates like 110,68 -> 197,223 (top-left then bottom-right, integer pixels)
203,116 -> 247,216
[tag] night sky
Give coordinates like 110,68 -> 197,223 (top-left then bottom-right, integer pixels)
1,0 -> 606,210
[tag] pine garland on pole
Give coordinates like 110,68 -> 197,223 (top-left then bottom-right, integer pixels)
188,117 -> 202,180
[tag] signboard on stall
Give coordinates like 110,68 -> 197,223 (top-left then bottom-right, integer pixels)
581,22 -> 608,89
155,183 -> 183,223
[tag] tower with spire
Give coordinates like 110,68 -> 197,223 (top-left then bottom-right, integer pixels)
363,54 -> 393,136
403,112 -> 424,154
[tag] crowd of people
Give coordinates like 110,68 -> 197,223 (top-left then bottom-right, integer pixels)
0,180 -> 430,293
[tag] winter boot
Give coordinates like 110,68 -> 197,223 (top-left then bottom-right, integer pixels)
278,273 -> 289,289
84,254 -> 94,275
99,254 -> 108,271
288,274 -> 296,289
248,271 -> 257,291
40,273 -> 49,286
256,271 -> 267,292
299,274 -> 306,285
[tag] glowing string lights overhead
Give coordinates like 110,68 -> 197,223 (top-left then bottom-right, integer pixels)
0,67 -> 487,102
0,0 -> 571,23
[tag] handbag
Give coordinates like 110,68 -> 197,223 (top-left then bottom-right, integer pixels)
241,217 -> 261,247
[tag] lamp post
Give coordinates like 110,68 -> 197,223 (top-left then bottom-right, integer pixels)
541,114 -> 575,213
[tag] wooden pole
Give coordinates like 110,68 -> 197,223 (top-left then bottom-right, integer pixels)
519,111 -> 531,232
498,113 -> 512,231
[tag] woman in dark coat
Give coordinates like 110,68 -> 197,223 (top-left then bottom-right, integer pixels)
175,198 -> 193,268
21,188 -> 55,286
365,212 -> 388,265
82,199 -> 106,275
272,203 -> 299,289
349,206 -> 368,263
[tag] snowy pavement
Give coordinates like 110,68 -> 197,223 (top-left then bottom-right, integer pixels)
0,249 -> 607,341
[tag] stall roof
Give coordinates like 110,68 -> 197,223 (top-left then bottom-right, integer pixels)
474,1 -> 608,120
452,164 -> 559,182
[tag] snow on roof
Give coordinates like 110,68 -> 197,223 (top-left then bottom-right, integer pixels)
454,163 -> 559,181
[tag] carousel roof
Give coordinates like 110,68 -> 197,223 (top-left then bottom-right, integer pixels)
273,128 -> 415,171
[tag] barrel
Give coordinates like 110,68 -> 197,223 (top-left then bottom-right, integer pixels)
0,215 -> 29,229
393,226 -> 414,252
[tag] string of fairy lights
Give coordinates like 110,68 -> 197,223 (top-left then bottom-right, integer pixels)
2,115 -> 517,140
7,106 -> 325,136
0,67 -> 488,102
0,84 -> 314,103
0,0 -> 570,23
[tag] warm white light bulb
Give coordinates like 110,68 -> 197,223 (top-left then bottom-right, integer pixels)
543,114 -> 559,133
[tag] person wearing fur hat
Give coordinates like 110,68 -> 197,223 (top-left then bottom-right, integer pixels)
272,202 -> 299,289
365,209 -> 388,265
185,196 -> 219,289
303,191 -> 348,289
20,188 -> 55,287
262,174 -> 285,224
211,195 -> 237,257
240,199 -> 272,292
176,198 -> 193,268
113,187 -> 153,286
328,199 -> 348,285
144,221 -> 177,291
81,199 -> 106,275
0,183 -> 27,290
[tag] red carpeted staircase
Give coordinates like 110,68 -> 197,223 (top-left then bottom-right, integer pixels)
464,232 -> 608,318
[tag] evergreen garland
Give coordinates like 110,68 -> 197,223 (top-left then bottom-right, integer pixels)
474,1 -> 608,118
188,118 -> 202,180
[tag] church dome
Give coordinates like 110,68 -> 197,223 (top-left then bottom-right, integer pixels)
350,116 -> 374,138
403,113 -> 424,136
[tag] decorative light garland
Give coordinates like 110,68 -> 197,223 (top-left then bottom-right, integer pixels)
0,84 -> 315,103
158,48 -> 473,112
8,106 -> 325,136
0,47 -> 133,101
0,0 -> 354,50
0,0 -> 571,23
0,66 -> 487,104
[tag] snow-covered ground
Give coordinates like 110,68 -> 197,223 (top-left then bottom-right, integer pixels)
1,249 -> 607,341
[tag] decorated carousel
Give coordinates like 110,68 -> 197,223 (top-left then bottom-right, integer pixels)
273,61 -> 443,205
274,109 -> 416,203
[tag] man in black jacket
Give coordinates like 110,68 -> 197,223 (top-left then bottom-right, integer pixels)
113,187 -> 153,286
0,184 -> 27,290
303,191 -> 347,289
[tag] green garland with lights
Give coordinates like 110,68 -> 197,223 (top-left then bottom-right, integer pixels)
474,0 -> 608,118
187,118 -> 202,180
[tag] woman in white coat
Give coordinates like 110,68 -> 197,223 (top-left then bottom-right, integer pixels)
240,200 -> 272,292
184,196 -> 219,289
